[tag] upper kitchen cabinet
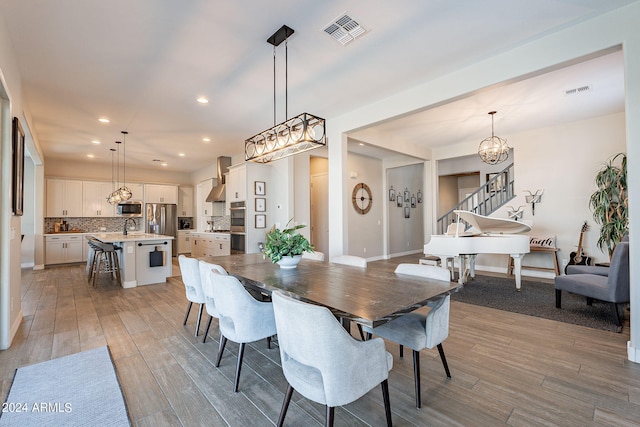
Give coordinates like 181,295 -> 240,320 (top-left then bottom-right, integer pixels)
226,165 -> 246,204
82,181 -> 115,217
145,184 -> 178,204
178,186 -> 194,217
126,183 -> 144,202
198,179 -> 213,217
46,178 -> 83,217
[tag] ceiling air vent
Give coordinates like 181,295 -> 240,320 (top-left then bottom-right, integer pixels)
564,85 -> 592,96
323,13 -> 368,46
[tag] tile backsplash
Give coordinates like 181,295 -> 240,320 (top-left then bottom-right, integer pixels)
44,217 -> 142,234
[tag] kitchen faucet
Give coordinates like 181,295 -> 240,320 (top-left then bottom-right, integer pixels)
123,218 -> 137,235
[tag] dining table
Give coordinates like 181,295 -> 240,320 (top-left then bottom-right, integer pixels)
203,253 -> 462,329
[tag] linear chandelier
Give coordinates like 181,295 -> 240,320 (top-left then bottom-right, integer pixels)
478,111 -> 509,165
245,25 -> 326,163
107,130 -> 133,204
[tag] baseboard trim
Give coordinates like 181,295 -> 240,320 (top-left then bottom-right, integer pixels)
628,341 -> 640,363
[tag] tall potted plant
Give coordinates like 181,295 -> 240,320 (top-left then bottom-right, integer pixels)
264,220 -> 314,268
589,152 -> 628,258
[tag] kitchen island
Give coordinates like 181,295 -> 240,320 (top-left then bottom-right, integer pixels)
88,233 -> 174,288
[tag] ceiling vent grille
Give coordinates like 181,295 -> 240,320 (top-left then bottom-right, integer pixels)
323,13 -> 368,46
564,85 -> 592,96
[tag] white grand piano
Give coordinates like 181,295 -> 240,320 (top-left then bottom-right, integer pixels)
424,210 -> 531,290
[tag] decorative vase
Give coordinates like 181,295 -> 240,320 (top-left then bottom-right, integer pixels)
277,255 -> 302,269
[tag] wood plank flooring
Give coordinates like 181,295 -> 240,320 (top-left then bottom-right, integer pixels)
1,256 -> 639,426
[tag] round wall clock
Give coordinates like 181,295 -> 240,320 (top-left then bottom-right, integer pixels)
352,183 -> 372,214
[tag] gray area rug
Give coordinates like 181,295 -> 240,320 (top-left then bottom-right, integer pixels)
451,275 -> 623,333
0,346 -> 130,426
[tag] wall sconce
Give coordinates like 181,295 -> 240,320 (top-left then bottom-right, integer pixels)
507,205 -> 525,220
524,189 -> 543,215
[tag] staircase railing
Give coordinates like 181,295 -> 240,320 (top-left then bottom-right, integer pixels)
437,163 -> 515,234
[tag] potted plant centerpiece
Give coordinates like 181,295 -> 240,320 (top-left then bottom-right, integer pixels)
264,220 -> 314,268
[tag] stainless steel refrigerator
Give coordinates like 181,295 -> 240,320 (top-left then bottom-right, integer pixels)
146,203 -> 178,256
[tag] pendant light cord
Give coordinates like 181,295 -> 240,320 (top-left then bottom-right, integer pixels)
285,38 -> 288,121
273,45 -> 276,126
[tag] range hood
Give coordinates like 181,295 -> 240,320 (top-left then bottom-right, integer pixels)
206,156 -> 232,202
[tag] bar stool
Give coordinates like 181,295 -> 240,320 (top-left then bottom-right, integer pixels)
91,241 -> 122,287
86,237 -> 103,284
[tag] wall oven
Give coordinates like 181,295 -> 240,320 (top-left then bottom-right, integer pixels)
230,201 -> 245,232
230,233 -> 245,255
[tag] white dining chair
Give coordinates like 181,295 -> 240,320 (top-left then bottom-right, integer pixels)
212,274 -> 277,392
178,255 -> 206,337
363,263 -> 452,408
302,251 -> 325,261
198,260 -> 228,343
330,255 -> 367,268
272,291 -> 393,427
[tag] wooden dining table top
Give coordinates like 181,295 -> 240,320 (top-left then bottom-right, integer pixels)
203,253 -> 462,328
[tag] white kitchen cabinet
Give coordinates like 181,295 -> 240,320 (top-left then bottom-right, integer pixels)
46,179 -> 83,217
190,232 -> 230,257
213,234 -> 231,257
226,166 -> 246,203
45,234 -> 84,264
82,181 -> 115,217
126,183 -> 145,202
177,230 -> 191,254
145,184 -> 178,204
178,186 -> 194,217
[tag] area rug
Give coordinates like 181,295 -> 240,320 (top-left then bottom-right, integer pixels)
450,275 -> 623,333
0,346 -> 130,426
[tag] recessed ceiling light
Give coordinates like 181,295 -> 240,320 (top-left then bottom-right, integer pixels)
359,143 -> 365,146
87,154 -> 95,158
178,153 -> 185,157
161,163 -> 168,167
202,137 -> 211,142
196,97 -> 209,104
91,140 -> 101,144
98,117 -> 110,123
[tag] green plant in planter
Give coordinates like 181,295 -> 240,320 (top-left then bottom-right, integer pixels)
589,152 -> 628,258
264,220 -> 314,263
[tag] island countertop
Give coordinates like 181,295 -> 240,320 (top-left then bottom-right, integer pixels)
88,232 -> 175,243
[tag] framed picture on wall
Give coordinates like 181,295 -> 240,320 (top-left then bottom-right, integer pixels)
255,181 -> 266,196
404,206 -> 411,218
411,195 -> 417,208
388,186 -> 395,202
255,197 -> 266,212
396,194 -> 403,207
417,189 -> 422,203
255,214 -> 266,229
12,117 -> 25,216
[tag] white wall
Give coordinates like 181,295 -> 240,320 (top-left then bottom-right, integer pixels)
387,163 -> 424,257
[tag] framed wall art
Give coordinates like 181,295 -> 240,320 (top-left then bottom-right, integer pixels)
255,197 -> 266,212
396,194 -> 403,207
255,214 -> 266,229
255,181 -> 266,196
12,117 -> 25,216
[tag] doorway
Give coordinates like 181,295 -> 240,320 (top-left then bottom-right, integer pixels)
309,157 -> 329,256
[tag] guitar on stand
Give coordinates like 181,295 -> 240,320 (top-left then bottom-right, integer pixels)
565,221 -> 592,273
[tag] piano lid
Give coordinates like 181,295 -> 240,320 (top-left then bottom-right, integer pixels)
454,210 -> 531,234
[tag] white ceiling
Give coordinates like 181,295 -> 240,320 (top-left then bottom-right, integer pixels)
0,0 -> 631,172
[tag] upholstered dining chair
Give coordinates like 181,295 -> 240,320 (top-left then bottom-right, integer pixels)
330,255 -> 367,268
198,260 -> 228,343
212,274 -> 277,392
178,255 -> 206,337
555,241 -> 630,328
272,291 -> 393,427
302,251 -> 325,261
363,263 -> 452,409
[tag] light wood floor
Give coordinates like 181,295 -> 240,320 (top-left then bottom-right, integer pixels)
1,256 -> 639,426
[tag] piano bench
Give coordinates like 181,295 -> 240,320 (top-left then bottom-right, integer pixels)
508,246 -> 560,276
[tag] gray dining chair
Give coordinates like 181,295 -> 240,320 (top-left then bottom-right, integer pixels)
212,273 -> 277,392
555,241 -> 629,328
330,255 -> 367,268
178,255 -> 206,337
272,291 -> 393,427
302,251 -> 325,261
363,263 -> 452,409
198,260 -> 228,343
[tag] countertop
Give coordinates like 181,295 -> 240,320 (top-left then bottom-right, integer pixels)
87,232 -> 175,243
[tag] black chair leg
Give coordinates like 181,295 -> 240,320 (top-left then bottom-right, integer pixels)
365,332 -> 372,340
555,289 -> 562,308
277,384 -> 294,427
413,349 -> 421,409
183,301 -> 193,325
195,304 -> 204,337
357,324 -> 365,340
215,335 -> 227,367
381,379 -> 392,427
586,297 -> 594,306
325,406 -> 334,427
437,343 -> 452,378
267,336 -> 271,349
202,315 -> 213,343
611,303 -> 622,327
234,343 -> 246,392
399,344 -> 404,358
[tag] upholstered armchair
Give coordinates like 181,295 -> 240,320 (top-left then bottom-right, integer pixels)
363,263 -> 452,409
555,241 -> 629,328
272,291 -> 393,427
178,255 -> 206,337
198,260 -> 227,343
212,274 -> 277,392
